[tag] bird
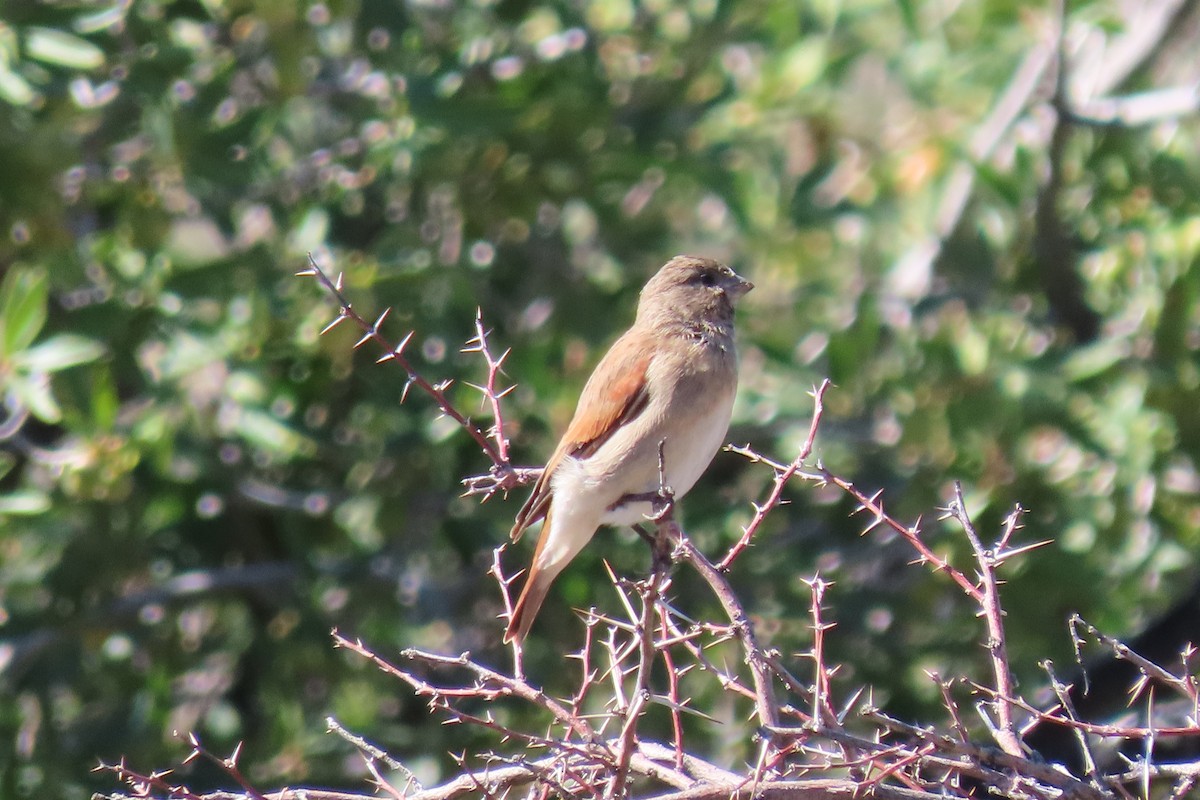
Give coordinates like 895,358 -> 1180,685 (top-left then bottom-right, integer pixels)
505,255 -> 753,643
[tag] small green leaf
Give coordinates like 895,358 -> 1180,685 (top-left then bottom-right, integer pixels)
1062,338 -> 1128,382
953,322 -> 989,376
15,334 -> 105,372
9,373 -> 62,423
0,490 -> 52,515
25,27 -> 105,70
234,408 -> 313,458
0,63 -> 37,105
1,268 -> 48,355
74,3 -> 132,34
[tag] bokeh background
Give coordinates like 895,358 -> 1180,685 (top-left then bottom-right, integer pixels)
3,0 -> 1200,796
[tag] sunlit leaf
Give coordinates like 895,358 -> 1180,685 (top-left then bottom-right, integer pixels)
1062,338 -> 1128,383
74,3 -> 132,34
0,490 -> 52,515
233,408 -> 315,458
0,63 -> 36,105
25,26 -> 105,70
1,268 -> 48,356
9,373 -> 61,423
14,334 -> 104,372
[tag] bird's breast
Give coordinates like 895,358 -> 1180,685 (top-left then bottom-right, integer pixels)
599,375 -> 736,526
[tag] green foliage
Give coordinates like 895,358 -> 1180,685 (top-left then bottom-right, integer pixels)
2,0 -> 1200,796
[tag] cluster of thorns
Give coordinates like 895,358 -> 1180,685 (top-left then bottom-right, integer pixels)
98,256 -> 1200,800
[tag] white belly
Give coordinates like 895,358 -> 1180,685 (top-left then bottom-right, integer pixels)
599,390 -> 734,526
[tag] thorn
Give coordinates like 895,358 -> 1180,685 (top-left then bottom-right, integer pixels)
376,352 -> 395,363
320,314 -> 347,336
295,267 -> 318,277
335,272 -> 345,291
395,330 -> 415,355
996,539 -> 1054,560
354,330 -> 374,349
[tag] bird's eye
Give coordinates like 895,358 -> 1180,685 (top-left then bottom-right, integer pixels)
699,272 -> 717,286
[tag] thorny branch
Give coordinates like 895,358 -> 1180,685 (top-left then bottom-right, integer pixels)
99,259 -> 1200,800
297,253 -> 533,497
943,482 -> 1023,757
717,379 -> 830,571
100,369 -> 1200,800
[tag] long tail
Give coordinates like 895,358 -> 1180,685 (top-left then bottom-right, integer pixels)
504,507 -> 597,643
504,562 -> 553,644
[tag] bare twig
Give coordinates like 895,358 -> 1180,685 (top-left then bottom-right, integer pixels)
298,254 -> 531,495
851,713 -> 1106,800
803,575 -> 838,728
675,537 -> 779,731
928,672 -> 971,744
325,717 -> 411,799
333,631 -> 610,750
1041,661 -> 1103,790
461,308 -> 515,463
943,484 -> 1023,757
613,557 -> 671,797
718,380 -> 830,571
811,468 -> 981,602
179,733 -> 269,800
1069,614 -> 1200,705
977,683 -> 1200,739
654,605 -> 687,771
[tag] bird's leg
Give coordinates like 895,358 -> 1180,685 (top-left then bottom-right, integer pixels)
652,437 -> 675,517
648,439 -> 677,572
631,523 -> 656,545
620,441 -> 679,571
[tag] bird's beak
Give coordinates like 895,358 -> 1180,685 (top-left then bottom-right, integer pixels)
728,273 -> 754,299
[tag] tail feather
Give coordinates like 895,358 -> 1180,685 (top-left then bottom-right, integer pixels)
505,564 -> 552,644
504,506 -> 597,643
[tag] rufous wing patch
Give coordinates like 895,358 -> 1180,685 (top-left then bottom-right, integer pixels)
509,331 -> 654,541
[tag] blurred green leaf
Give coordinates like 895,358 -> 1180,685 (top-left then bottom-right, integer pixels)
24,26 -> 105,70
14,334 -> 104,372
234,409 -> 315,459
74,4 -> 132,35
1062,338 -> 1128,382
0,62 -> 36,105
0,490 -> 52,515
0,0 -> 1198,795
1,268 -> 48,356
9,372 -> 61,423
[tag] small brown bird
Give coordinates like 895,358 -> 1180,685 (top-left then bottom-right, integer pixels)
505,255 -> 753,643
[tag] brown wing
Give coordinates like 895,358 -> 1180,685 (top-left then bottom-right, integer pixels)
510,331 -> 654,541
